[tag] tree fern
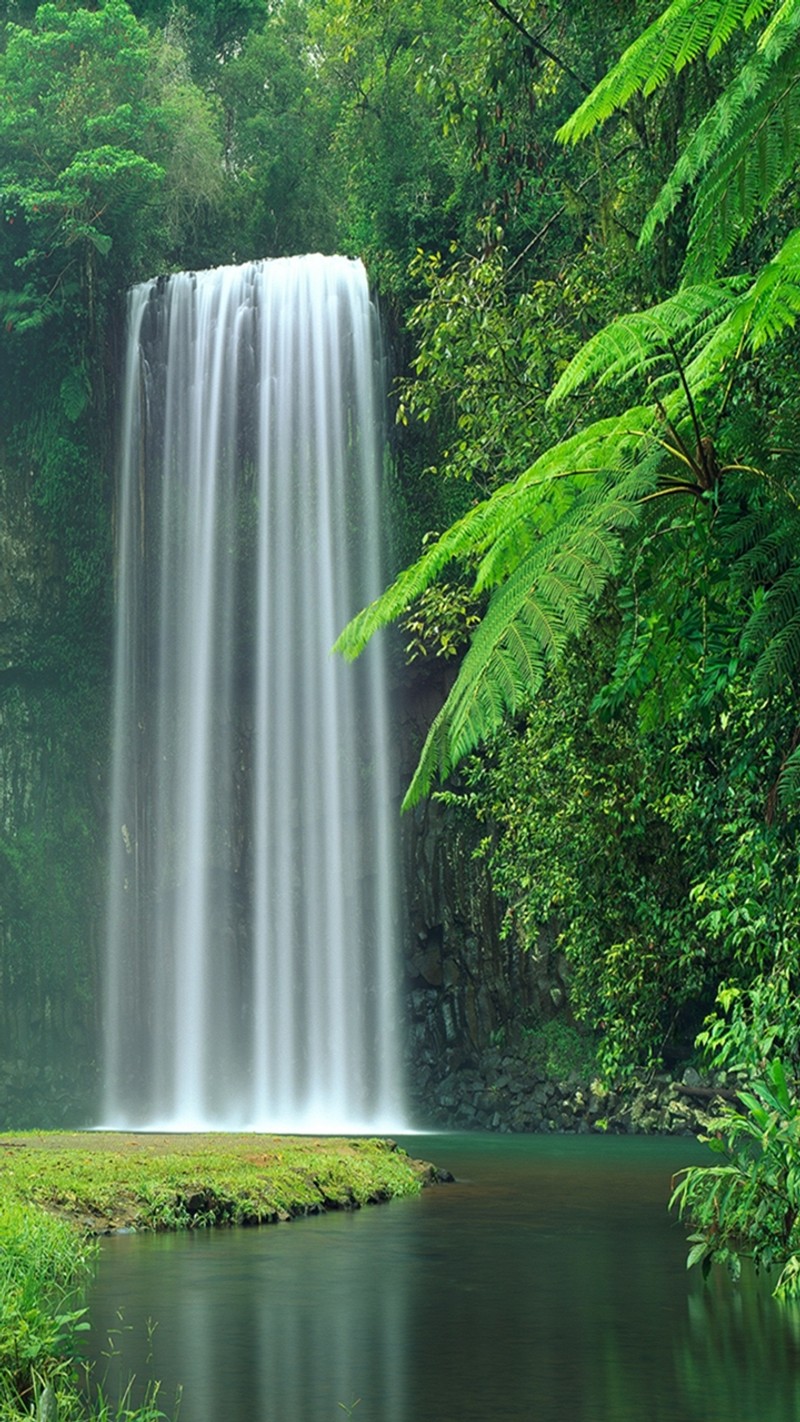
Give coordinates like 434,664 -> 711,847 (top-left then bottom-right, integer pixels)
338,410 -> 670,806
777,744 -> 800,808
336,414 -> 653,661
558,0 -> 800,283
741,561 -> 800,689
401,498 -> 631,807
685,65 -> 800,278
548,282 -> 749,406
556,0 -> 778,145
337,1 -> 800,808
670,227 -> 800,402
639,5 -> 800,271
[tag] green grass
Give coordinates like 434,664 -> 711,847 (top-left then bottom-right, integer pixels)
0,1132 -> 437,1420
0,1133 -> 429,1231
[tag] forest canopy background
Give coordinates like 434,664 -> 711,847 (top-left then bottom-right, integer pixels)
0,0 -> 799,1108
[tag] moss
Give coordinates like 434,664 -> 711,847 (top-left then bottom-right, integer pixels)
0,1131 -> 434,1234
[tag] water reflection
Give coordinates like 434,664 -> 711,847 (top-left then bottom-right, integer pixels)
83,1135 -> 800,1421
678,1271 -> 800,1420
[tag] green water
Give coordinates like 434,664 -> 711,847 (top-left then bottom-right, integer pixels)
83,1133 -> 800,1420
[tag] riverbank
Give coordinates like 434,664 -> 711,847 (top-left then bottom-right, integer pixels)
0,1131 -> 441,1233
0,1133 -> 443,1420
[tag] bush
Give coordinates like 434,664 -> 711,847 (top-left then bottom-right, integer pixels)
671,1060 -> 800,1300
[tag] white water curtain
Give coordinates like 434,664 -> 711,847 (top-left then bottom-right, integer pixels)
104,256 -> 404,1131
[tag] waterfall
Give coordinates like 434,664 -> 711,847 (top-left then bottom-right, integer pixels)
103,255 -> 405,1132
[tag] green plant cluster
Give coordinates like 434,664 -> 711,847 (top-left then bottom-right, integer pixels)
672,1061 -> 800,1300
0,1198 -> 168,1422
519,1017 -> 598,1083
0,1200 -> 93,1404
0,1133 -> 431,1418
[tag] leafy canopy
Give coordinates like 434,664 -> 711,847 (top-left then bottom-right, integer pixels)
337,0 -> 800,809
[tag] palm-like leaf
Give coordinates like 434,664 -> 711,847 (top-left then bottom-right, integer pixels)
641,6 -> 800,272
338,409 -> 670,806
336,413 -> 653,661
682,226 -> 800,396
559,0 -> 800,283
548,283 -> 749,406
400,451 -> 669,807
556,0 -> 777,145
777,745 -> 800,808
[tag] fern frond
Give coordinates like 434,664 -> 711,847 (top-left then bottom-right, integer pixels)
334,479 -> 538,659
739,227 -> 800,348
760,0 -> 800,44
399,469 -> 655,807
679,225 -> 800,396
474,409 -> 655,589
557,0 -> 779,144
336,410 -> 660,662
684,63 -> 800,278
401,570 -> 576,808
731,522 -> 794,579
548,284 -> 748,405
742,560 -> 800,641
777,744 -> 800,808
640,7 -> 800,261
751,608 -> 800,692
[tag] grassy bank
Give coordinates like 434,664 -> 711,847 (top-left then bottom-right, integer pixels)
0,1133 -> 438,1420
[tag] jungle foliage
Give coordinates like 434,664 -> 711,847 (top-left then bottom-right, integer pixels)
331,0 -> 800,1290
1,0 -> 800,1286
338,0 -> 800,1066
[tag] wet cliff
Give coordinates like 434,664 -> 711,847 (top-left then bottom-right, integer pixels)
0,449 -> 106,1125
395,660 -> 569,1124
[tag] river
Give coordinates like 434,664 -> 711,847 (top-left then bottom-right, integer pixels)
82,1133 -> 800,1421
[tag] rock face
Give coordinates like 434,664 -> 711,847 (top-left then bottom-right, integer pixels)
0,457 -> 63,670
0,453 -> 105,1127
403,1039 -> 733,1135
396,660 -> 568,1123
402,792 -> 544,1107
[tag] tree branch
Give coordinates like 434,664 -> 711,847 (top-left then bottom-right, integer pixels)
484,0 -> 592,95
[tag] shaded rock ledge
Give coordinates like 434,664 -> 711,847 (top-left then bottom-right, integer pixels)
410,1056 -> 736,1136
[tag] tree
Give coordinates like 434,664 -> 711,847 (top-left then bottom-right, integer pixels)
0,0 -> 224,641
0,0 -> 223,340
337,0 -> 800,812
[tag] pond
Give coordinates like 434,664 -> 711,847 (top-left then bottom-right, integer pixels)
82,1133 -> 800,1421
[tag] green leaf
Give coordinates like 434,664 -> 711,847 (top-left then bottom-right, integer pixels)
556,0 -> 778,145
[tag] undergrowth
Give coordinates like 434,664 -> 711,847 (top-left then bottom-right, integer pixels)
0,1198 -> 171,1420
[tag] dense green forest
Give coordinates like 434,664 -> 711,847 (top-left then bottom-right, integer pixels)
1,0 -> 800,1288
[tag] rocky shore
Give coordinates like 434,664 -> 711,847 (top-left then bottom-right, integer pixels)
411,1052 -> 734,1136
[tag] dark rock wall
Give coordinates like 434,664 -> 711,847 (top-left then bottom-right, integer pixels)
395,660 -> 552,1123
0,453 -> 105,1124
0,456 -> 63,663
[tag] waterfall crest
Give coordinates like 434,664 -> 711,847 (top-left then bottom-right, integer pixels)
104,255 -> 405,1131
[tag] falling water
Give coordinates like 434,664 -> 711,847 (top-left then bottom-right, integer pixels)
103,255 -> 405,1131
